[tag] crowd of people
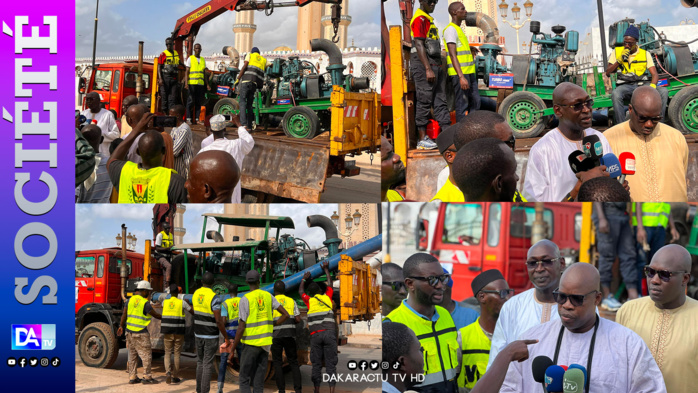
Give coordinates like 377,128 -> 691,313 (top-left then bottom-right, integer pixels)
382,0 -> 688,203
382,236 -> 697,393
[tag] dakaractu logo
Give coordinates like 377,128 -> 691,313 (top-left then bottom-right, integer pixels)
11,324 -> 56,350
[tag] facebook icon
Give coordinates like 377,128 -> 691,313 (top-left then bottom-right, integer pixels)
11,324 -> 56,350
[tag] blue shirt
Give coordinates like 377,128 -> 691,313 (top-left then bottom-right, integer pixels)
384,299 -> 440,323
450,301 -> 480,331
221,302 -> 239,338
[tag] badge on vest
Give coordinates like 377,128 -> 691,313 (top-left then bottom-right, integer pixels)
257,296 -> 266,312
197,294 -> 205,305
131,177 -> 152,203
133,298 -> 141,308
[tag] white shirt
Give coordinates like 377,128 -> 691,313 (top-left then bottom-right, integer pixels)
197,126 -> 255,203
444,25 -> 459,45
500,318 -> 667,393
523,128 -> 613,202
81,108 -> 120,156
437,165 -> 450,190
487,288 -> 559,369
201,134 -> 214,150
123,132 -> 143,164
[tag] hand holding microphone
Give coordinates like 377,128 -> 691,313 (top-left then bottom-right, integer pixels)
581,135 -> 603,167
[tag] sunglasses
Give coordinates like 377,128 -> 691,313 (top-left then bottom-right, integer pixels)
383,281 -> 406,291
552,289 -> 598,307
644,266 -> 687,282
408,274 -> 450,287
636,115 -> 662,124
559,99 -> 594,112
525,258 -> 560,269
480,289 -> 515,299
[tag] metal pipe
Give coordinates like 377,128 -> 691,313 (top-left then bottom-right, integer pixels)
137,41 -> 144,98
597,0 -> 608,68
91,0 -> 99,72
307,215 -> 339,240
154,234 -> 382,302
465,12 -> 500,44
120,224 -> 128,302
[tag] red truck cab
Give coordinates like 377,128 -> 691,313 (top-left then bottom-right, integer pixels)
422,202 -> 582,301
81,62 -> 154,118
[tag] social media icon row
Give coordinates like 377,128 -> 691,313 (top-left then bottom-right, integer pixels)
7,357 -> 59,368
346,360 -> 380,371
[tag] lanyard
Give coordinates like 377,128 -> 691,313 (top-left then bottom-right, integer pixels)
552,315 -> 599,393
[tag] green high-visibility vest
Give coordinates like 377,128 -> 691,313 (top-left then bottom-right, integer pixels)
442,22 -> 476,76
631,203 -> 670,228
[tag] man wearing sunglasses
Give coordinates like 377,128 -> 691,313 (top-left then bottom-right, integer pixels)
605,86 -> 688,202
381,263 -> 408,316
488,240 -> 564,369
384,253 -> 459,393
617,244 -> 697,393
524,83 -> 613,202
500,262 -> 666,393
457,269 -> 511,392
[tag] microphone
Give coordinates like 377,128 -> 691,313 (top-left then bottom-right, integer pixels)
567,364 -> 587,386
581,135 -> 603,166
532,356 -> 554,391
619,152 -> 636,183
568,150 -> 596,174
559,365 -> 568,371
545,365 -> 565,393
602,153 -> 622,181
562,368 -> 586,393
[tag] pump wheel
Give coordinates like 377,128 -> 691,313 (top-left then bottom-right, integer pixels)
213,98 -> 240,116
282,106 -> 320,139
668,85 -> 698,133
78,322 -> 119,368
498,91 -> 548,138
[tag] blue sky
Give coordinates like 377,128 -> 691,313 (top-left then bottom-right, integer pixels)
383,0 -> 694,55
75,204 -> 338,253
75,0 -> 380,58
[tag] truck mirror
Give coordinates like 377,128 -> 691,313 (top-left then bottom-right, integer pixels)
79,77 -> 86,93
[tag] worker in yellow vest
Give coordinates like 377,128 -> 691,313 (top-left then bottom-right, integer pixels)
184,43 -> 210,125
443,2 -> 479,122
158,37 -> 184,113
410,0 -> 449,150
236,47 -> 267,130
161,284 -> 194,385
272,280 -> 302,393
155,223 -> 174,292
218,283 -> 242,393
457,270 -> 512,391
117,280 -> 162,384
192,272 -> 228,393
632,203 -> 679,294
299,261 -> 338,393
383,253 -> 459,393
605,25 -> 668,124
230,270 -> 290,393
107,112 -> 188,204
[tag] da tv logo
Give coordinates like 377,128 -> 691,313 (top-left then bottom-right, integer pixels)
11,324 -> 56,350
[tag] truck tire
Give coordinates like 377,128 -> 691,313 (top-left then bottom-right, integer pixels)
498,91 -> 548,138
214,356 -> 275,382
213,98 -> 240,116
282,106 -> 320,139
668,85 -> 698,133
78,322 -> 119,368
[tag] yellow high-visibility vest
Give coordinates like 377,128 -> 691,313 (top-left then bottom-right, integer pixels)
273,294 -> 296,338
443,22 -> 476,76
431,179 -> 465,202
224,296 -> 240,333
193,287 -> 218,336
615,46 -> 650,83
161,297 -> 185,335
188,56 -> 206,85
410,8 -> 440,41
308,294 -> 335,333
126,295 -> 152,332
631,203 -> 670,228
386,189 -> 404,202
241,289 -> 274,347
159,231 -> 173,248
163,49 -> 180,65
457,318 -> 491,389
118,162 -> 173,204
241,53 -> 267,87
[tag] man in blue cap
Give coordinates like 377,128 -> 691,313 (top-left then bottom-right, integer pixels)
235,47 -> 267,130
605,25 -> 668,124
439,267 -> 479,330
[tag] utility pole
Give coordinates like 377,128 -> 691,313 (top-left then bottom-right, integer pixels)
91,0 -> 100,72
597,0 -> 608,67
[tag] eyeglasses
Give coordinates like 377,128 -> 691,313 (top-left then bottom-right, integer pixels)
408,274 -> 450,287
480,289 -> 515,299
636,115 -> 662,124
383,281 -> 406,291
525,258 -> 560,269
644,266 -> 687,282
558,99 -> 594,112
552,289 -> 598,307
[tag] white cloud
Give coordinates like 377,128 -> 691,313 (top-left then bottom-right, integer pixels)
90,204 -> 154,220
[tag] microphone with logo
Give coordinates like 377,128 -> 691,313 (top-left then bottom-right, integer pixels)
568,151 -> 596,174
545,365 -> 566,393
532,356 -> 554,393
581,135 -> 603,166
619,152 -> 636,183
562,365 -> 587,393
601,153 -> 622,182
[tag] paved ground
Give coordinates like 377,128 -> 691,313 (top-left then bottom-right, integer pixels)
76,336 -> 382,393
321,152 -> 380,203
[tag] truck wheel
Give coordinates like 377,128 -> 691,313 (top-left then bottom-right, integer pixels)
78,322 -> 119,368
498,91 -> 548,138
668,85 -> 698,133
215,356 -> 239,383
213,98 -> 240,116
282,106 -> 320,139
